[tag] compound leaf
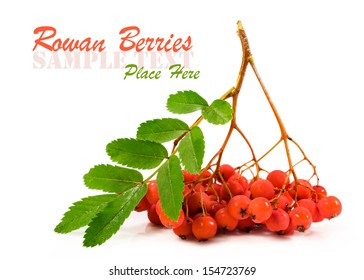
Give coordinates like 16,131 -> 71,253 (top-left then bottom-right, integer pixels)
83,164 -> 143,193
167,90 -> 208,114
178,126 -> 205,174
83,184 -> 147,247
54,194 -> 118,234
202,99 -> 233,125
156,155 -> 184,221
106,138 -> 168,169
136,118 -> 189,143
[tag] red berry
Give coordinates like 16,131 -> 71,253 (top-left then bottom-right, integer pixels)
219,185 -> 231,201
276,192 -> 294,211
208,201 -> 225,218
279,218 -> 295,235
183,185 -> 191,197
200,170 -> 212,186
155,200 -> 162,215
206,183 -> 222,196
219,164 -> 236,181
289,179 -> 313,200
313,209 -> 325,223
215,207 -> 239,231
146,180 -> 159,205
183,170 -> 199,183
248,197 -> 273,223
192,212 -> 206,220
250,179 -> 275,200
173,217 -> 193,240
208,194 -> 218,201
243,189 -> 251,198
227,195 -> 251,220
135,196 -> 150,212
159,209 -> 185,229
289,206 -> 312,232
312,185 -> 327,202
317,196 -> 342,219
226,179 -> 245,196
265,208 -> 290,233
297,199 -> 320,222
297,180 -> 313,199
192,216 -> 218,241
147,204 -> 162,225
193,183 -> 206,193
187,191 -> 210,214
267,170 -> 290,190
237,217 -> 256,232
227,173 -> 249,195
220,200 -> 228,206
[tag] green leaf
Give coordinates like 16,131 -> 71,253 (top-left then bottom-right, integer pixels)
156,155 -> 184,221
54,194 -> 118,234
202,99 -> 233,125
167,90 -> 208,114
178,126 -> 205,174
136,118 -> 189,143
83,184 -> 147,247
106,138 -> 168,169
83,164 -> 143,193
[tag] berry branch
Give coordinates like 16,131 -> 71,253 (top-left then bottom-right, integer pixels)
249,52 -> 299,182
197,21 -> 259,182
55,21 -> 342,246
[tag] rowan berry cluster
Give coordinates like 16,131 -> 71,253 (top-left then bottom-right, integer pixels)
135,164 -> 342,241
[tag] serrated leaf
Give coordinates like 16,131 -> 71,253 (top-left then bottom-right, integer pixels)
83,164 -> 143,193
136,118 -> 189,143
106,138 -> 168,169
178,126 -> 205,174
83,184 -> 147,247
54,194 -> 118,234
156,155 -> 184,221
167,90 -> 208,114
202,99 -> 233,125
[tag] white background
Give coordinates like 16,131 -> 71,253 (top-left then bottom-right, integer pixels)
1,0 -> 363,279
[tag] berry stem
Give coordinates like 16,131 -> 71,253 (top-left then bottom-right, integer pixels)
289,137 -> 319,184
234,124 -> 260,176
248,60 -> 298,183
212,21 -> 255,172
235,21 -> 252,94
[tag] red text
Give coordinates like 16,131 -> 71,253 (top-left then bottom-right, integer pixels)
33,26 -> 106,52
119,26 -> 192,52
